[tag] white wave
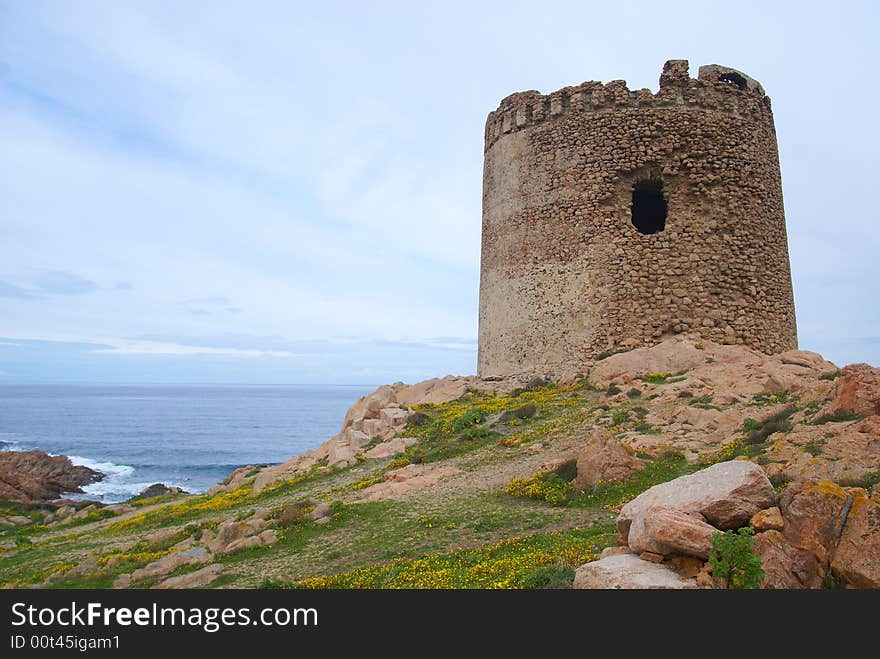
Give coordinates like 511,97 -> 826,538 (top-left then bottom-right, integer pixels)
0,435 -> 23,451
66,455 -> 135,478
65,455 -> 189,503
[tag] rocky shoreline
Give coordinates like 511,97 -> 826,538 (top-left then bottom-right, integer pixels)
0,450 -> 103,504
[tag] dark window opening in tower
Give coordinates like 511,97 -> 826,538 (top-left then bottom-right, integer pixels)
718,72 -> 747,91
631,179 -> 667,234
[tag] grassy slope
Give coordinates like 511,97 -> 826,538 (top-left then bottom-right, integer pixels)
0,376 -> 825,589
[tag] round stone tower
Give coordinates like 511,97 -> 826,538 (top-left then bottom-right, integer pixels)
478,60 -> 797,378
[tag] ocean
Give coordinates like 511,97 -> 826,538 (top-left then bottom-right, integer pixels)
0,383 -> 374,503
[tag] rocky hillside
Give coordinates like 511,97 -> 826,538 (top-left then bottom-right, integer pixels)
0,335 -> 877,589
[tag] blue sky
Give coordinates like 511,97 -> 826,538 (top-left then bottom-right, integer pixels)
1,1 -> 878,384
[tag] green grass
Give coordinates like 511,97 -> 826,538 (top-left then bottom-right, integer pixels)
569,453 -> 696,509
749,392 -> 795,407
273,524 -> 617,589
690,394 -> 721,410
803,439 -> 826,457
504,450 -> 697,513
641,371 -> 687,384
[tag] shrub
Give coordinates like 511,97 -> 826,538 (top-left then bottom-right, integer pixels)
689,394 -> 714,408
505,470 -> 573,506
836,471 -> 880,490
386,456 -> 411,470
595,349 -> 625,361
451,407 -> 487,431
803,440 -> 825,457
769,474 -> 792,491
605,384 -> 621,396
350,475 -> 384,491
497,403 -> 538,424
677,390 -> 694,398
744,406 -> 796,445
511,377 -> 555,397
819,370 -> 840,381
459,426 -> 497,442
626,388 -> 642,399
610,409 -> 630,426
641,371 -> 686,384
328,500 -> 344,517
407,411 -> 429,426
552,458 -> 578,483
526,376 -> 552,391
275,501 -> 314,527
709,527 -> 764,589
812,408 -> 859,425
751,392 -> 792,406
520,564 -> 575,589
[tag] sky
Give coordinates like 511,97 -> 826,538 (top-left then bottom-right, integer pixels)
1,1 -> 878,384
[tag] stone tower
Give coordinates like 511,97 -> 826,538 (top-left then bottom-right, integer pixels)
478,60 -> 797,378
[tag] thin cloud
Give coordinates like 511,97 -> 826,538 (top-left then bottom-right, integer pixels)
0,280 -> 36,299
178,297 -> 241,316
33,270 -> 99,295
92,339 -> 302,358
181,296 -> 232,305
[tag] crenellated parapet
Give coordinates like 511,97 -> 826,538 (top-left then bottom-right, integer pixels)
484,60 -> 773,151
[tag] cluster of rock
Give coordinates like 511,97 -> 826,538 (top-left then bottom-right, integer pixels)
219,375 -> 532,495
583,336 -> 878,486
356,463 -> 462,502
103,503 -> 337,589
0,450 -> 103,503
129,483 -> 188,501
573,460 -> 880,589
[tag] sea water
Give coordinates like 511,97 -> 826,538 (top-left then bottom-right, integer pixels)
0,383 -> 373,503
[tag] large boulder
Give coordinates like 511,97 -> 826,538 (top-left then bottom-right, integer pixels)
627,506 -> 717,559
154,564 -> 223,589
818,363 -> 880,419
364,437 -> 418,459
573,554 -> 698,589
618,460 -> 775,537
205,517 -> 268,554
572,429 -> 643,490
589,337 -> 710,388
357,463 -> 461,502
753,530 -> 822,589
830,489 -> 880,588
0,451 -> 103,503
778,479 -> 853,569
129,547 -> 211,583
750,507 -> 785,532
223,529 -> 278,555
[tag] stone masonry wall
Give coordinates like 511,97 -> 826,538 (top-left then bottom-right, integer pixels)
478,60 -> 797,378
